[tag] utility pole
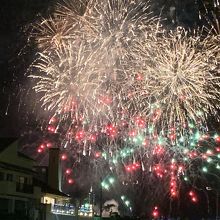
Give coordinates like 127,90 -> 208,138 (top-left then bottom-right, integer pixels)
216,191 -> 219,220
206,186 -> 219,220
100,177 -> 103,219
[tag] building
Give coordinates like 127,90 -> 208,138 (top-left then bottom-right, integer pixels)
0,138 -> 75,220
34,148 -> 75,220
0,138 -> 41,220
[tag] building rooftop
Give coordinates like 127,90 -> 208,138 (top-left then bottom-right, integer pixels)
0,161 -> 35,174
0,137 -> 18,153
18,152 -> 35,161
0,137 -> 35,161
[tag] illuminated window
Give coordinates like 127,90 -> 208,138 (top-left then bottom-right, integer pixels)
18,176 -> 27,184
43,196 -> 55,205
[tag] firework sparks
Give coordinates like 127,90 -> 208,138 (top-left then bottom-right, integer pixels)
122,28 -> 220,131
27,0 -> 220,207
29,0 -> 160,125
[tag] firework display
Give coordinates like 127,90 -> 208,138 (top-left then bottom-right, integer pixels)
122,28 -> 220,132
29,0 -> 220,211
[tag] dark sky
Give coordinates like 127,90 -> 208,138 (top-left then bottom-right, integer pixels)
0,1 -> 219,216
0,0 -> 218,137
0,0 -> 53,137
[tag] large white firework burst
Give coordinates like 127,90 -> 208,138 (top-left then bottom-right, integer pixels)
30,41 -> 118,121
84,0 -> 159,57
122,28 -> 220,130
29,0 -> 160,124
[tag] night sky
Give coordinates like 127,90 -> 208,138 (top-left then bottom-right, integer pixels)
0,0 -> 52,137
0,0 -> 216,137
0,0 -> 219,218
